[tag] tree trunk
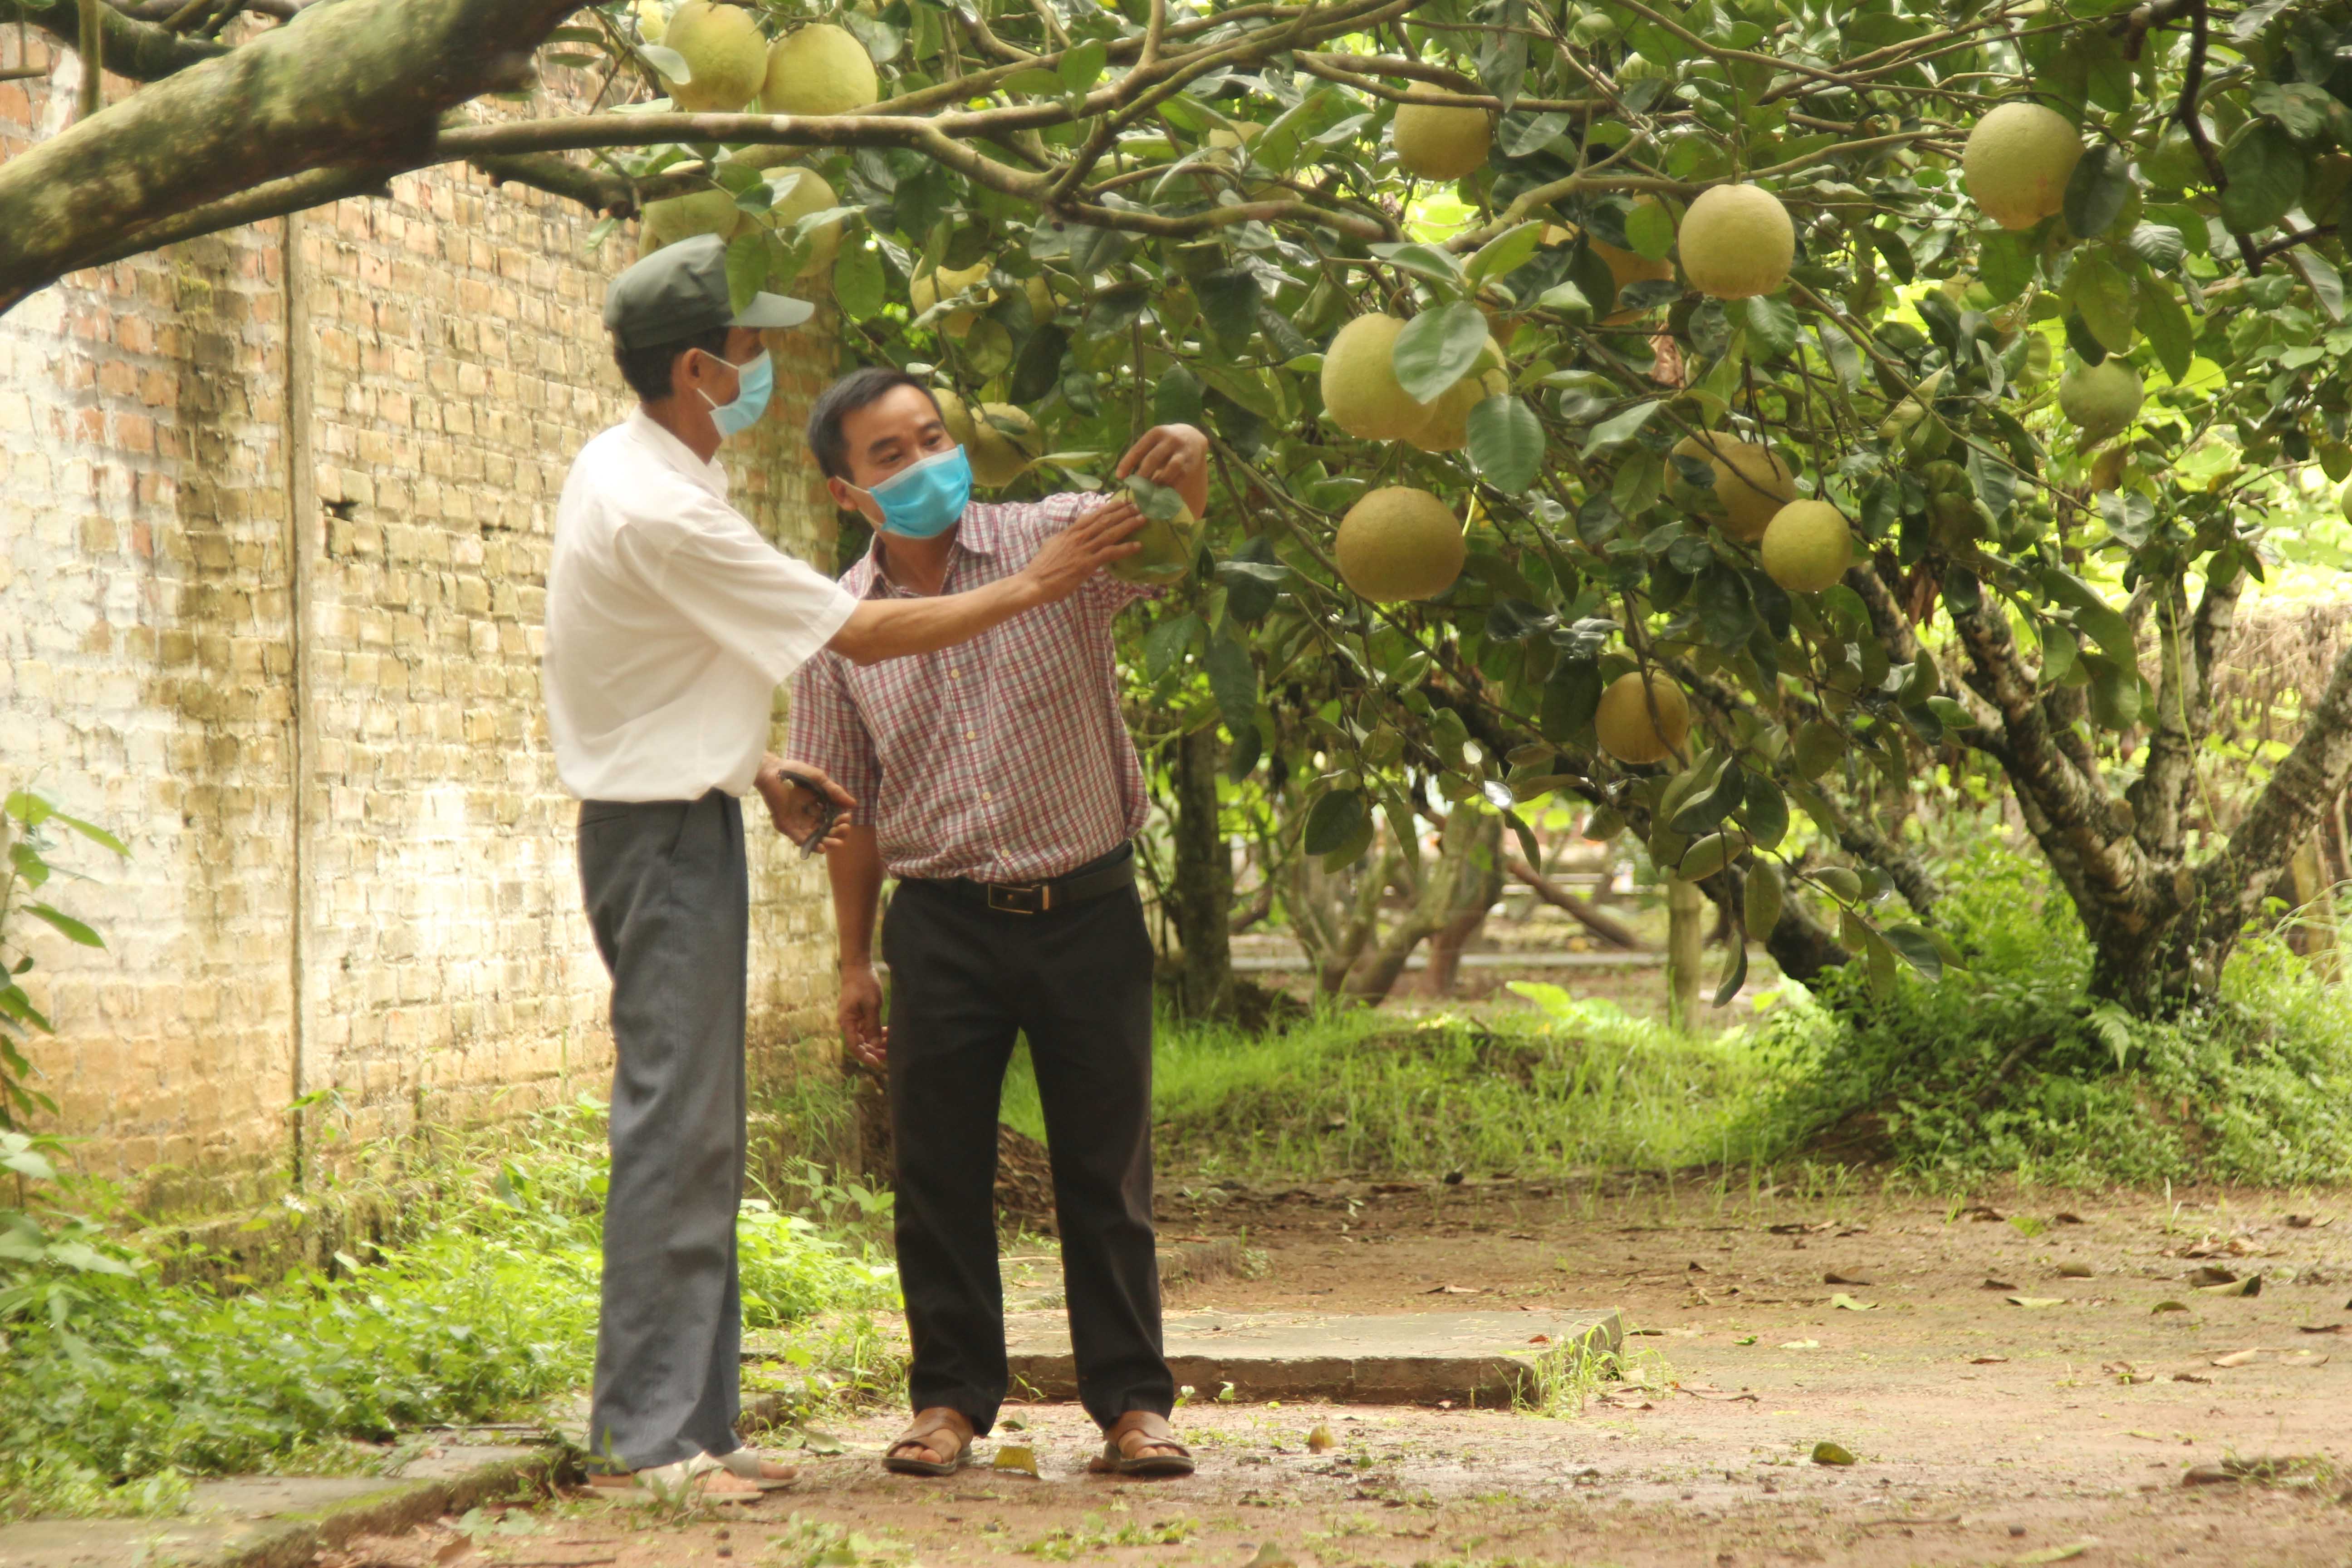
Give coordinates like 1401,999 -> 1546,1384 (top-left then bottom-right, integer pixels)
1666,877 -> 1704,1029
1342,811 -> 1500,1002
2290,837 -> 2339,981
1423,819 -> 1507,996
1167,727 -> 1233,1020
1504,857 -> 1646,948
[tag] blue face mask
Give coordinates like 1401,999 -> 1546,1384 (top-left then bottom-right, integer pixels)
699,349 -> 773,439
858,446 -> 973,539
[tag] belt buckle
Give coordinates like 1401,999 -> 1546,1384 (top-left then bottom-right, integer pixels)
986,881 -> 1049,915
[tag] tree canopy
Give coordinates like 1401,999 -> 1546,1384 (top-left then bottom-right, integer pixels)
13,0 -> 2352,1016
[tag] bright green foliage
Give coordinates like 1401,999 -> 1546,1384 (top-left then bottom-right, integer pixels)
0,1098 -> 896,1519
0,790 -> 124,1131
1752,847 -> 2352,1187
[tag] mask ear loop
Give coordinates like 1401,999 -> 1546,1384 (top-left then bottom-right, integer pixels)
693,348 -> 743,414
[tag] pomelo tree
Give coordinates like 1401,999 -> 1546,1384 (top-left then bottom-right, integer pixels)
13,0 -> 2352,1017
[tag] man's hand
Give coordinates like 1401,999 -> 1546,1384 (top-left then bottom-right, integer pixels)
753,755 -> 854,853
1114,424 -> 1210,518
1014,498 -> 1147,605
839,961 -> 888,1072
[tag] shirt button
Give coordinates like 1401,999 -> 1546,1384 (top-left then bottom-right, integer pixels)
965,729 -> 975,740
982,791 -> 993,802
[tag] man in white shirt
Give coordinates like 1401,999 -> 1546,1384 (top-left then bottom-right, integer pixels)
544,234 -> 1141,1502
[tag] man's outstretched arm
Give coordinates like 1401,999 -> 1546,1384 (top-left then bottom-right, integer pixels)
825,500 -> 1144,665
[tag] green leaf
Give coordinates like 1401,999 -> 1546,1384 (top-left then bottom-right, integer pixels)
2066,250 -> 2136,352
1205,635 -> 1258,735
1152,363 -> 1205,428
833,242 -> 884,321
1881,923 -> 1944,981
1058,38 -> 1107,94
1008,323 -> 1070,405
1713,939 -> 1748,1007
1625,200 -> 1676,262
1143,613 -> 1202,681
1581,398 -> 1661,456
1540,660 -> 1602,742
2125,222 -> 2185,271
2040,569 -> 2135,659
1226,723 -> 1262,782
2136,274 -> 2193,382
26,905 -> 100,948
724,230 -> 770,314
1367,241 -> 1465,286
1193,269 -> 1263,352
2063,144 -> 2136,238
1740,294 -> 1799,360
1737,771 -> 1789,851
1744,860 -> 1784,937
1466,221 -> 1546,283
641,43 -> 690,83
1976,231 -> 2034,305
2219,122 -> 2304,231
1466,396 -> 1545,493
1681,832 -> 1736,882
1303,788 -> 1367,856
1391,300 -> 1491,402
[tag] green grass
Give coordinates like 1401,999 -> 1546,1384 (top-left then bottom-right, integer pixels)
0,1095 -> 898,1521
1000,992 -> 1771,1184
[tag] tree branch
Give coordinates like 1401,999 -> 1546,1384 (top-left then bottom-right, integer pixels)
1,0 -> 225,79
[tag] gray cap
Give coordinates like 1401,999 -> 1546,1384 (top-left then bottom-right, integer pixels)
604,232 -> 813,349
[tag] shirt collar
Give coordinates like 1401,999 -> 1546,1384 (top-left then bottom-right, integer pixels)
861,502 -> 999,595
626,407 -> 729,501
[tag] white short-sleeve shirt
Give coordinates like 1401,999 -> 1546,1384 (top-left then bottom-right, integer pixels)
544,410 -> 858,803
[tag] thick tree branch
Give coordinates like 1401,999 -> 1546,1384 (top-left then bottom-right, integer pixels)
2130,560 -> 2238,861
2,0 -> 225,78
1505,857 -> 1646,949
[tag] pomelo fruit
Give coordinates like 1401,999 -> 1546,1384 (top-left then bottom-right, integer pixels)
761,23 -> 879,116
660,1 -> 769,113
1333,487 -> 1465,602
1962,102 -> 2083,230
637,188 -> 743,257
1392,83 -> 1493,182
1671,432 -> 1795,543
935,389 -> 1039,488
1759,500 -> 1854,593
1320,314 -> 1435,442
1678,184 -> 1793,300
1406,338 -> 1509,453
2057,358 -> 2142,445
911,261 -> 993,338
1110,495 -> 1202,585
1595,672 -> 1690,765
636,0 -> 669,45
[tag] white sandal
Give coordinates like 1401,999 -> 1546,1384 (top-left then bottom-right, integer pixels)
587,1451 -> 770,1504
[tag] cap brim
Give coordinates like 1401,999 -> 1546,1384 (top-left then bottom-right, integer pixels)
732,290 -> 816,330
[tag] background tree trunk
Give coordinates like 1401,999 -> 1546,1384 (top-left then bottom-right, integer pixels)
1167,727 -> 1234,1020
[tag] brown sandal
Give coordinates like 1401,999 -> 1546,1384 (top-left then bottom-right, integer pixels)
884,1407 -> 975,1476
1091,1411 -> 1195,1478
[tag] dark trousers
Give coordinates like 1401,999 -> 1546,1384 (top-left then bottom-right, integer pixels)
881,874 -> 1171,1434
577,792 -> 749,1471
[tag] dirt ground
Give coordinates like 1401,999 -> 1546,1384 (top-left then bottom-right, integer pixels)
318,1178 -> 2352,1568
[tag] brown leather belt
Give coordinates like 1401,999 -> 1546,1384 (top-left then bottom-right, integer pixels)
905,845 -> 1135,915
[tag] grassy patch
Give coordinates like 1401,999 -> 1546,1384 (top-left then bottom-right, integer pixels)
0,1096 -> 898,1521
1746,845 -> 2352,1189
1002,995 -> 1769,1183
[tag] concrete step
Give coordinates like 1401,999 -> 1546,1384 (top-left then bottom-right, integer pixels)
1006,1308 -> 1623,1407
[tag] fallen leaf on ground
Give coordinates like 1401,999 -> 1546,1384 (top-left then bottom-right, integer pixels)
2210,1348 -> 2262,1367
1768,1220 -> 1835,1235
2007,1296 -> 2068,1309
1240,1546 -> 1297,1568
1306,1424 -> 1336,1453
1983,1278 -> 2020,1291
2279,1349 -> 2330,1367
2188,1265 -> 2238,1286
1676,1384 -> 1760,1402
1779,1339 -> 1822,1349
2057,1262 -> 2095,1279
1426,1284 -> 1480,1295
1830,1293 -> 1877,1311
1527,1333 -> 1550,1345
1970,1355 -> 2009,1365
1688,1261 -> 1709,1273
2298,1323 -> 2349,1334
992,1444 -> 1040,1476
2196,1274 -> 2261,1298
2182,1465 -> 2237,1486
1812,1441 -> 1857,1466
2286,1214 -> 2329,1229
2013,1538 -> 2098,1563
2151,1300 -> 2190,1314
2165,1372 -> 2212,1384
2053,1212 -> 2087,1225
1823,1271 -> 1872,1285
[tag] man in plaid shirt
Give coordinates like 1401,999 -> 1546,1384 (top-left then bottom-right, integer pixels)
789,368 -> 1207,1480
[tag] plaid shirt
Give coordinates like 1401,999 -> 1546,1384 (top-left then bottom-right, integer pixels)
787,494 -> 1156,882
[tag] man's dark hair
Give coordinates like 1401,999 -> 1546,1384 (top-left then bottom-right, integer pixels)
613,326 -> 731,404
806,366 -> 941,481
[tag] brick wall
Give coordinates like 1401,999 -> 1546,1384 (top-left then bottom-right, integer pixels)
0,54 -> 848,1212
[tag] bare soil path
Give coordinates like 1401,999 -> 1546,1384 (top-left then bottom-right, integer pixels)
318,1180 -> 2352,1567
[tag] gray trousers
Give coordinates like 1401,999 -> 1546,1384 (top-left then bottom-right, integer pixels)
577,791 -> 748,1472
